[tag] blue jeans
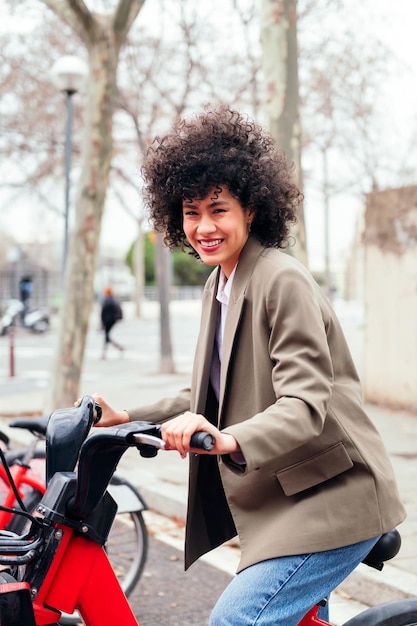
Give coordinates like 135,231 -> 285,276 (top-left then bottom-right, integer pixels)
209,535 -> 380,625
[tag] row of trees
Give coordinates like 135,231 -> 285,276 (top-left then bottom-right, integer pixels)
1,0 -> 415,408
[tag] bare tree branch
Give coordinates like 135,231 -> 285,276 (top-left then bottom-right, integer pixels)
42,0 -> 95,44
113,0 -> 146,47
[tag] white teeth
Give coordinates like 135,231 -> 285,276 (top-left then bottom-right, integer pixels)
201,239 -> 222,247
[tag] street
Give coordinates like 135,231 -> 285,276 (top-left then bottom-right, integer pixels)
0,299 -> 200,408
131,532 -> 233,625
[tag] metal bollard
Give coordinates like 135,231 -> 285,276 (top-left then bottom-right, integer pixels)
9,326 -> 15,377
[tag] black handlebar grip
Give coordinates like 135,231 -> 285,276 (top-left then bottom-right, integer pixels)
93,402 -> 102,424
190,431 -> 215,451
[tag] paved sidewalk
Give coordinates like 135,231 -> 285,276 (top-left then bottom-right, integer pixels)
0,298 -> 416,624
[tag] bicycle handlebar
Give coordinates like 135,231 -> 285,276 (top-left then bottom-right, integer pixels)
0,399 -> 215,546
66,420 -> 214,519
131,430 -> 215,452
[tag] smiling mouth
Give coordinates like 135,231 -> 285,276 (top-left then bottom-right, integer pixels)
199,239 -> 223,248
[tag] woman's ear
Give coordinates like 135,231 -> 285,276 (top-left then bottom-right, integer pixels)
247,209 -> 255,225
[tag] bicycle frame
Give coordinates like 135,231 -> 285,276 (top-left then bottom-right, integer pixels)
299,606 -> 329,625
0,454 -> 45,528
30,523 -> 138,625
0,412 -> 150,626
0,462 -> 147,624
0,478 -> 331,626
12,414 -> 158,626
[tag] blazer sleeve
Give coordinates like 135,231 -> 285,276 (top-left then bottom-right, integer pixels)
127,388 -> 191,424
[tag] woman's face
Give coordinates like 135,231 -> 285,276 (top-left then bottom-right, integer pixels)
182,188 -> 254,278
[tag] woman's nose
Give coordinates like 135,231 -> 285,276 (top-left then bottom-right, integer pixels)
197,215 -> 216,233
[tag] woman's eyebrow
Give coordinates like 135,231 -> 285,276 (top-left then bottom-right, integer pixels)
209,199 -> 228,207
182,199 -> 229,208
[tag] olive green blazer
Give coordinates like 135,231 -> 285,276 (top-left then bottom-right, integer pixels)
129,237 -> 406,572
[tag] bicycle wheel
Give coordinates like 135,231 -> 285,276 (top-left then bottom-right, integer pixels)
60,508 -> 148,625
343,599 -> 417,626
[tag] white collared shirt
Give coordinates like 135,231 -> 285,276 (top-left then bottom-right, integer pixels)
216,265 -> 237,361
210,264 -> 246,466
210,265 -> 237,400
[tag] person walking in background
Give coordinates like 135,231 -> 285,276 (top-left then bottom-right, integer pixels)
19,276 -> 32,322
100,286 -> 124,359
88,105 -> 405,625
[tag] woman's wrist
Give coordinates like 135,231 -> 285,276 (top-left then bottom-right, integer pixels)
220,432 -> 240,455
120,410 -> 130,423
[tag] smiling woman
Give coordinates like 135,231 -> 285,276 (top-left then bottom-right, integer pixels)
89,104 -> 405,626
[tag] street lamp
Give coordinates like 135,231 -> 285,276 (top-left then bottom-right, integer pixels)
50,55 -> 88,285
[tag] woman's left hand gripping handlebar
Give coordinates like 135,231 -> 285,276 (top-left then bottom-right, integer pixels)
161,411 -> 241,459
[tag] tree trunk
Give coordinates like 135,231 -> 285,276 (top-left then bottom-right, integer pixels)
155,233 -> 175,374
48,39 -> 118,409
44,0 -> 144,410
260,0 -> 308,266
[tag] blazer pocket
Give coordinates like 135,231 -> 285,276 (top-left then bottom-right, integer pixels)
275,442 -> 353,496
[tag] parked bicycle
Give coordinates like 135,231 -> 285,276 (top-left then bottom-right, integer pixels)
0,399 -> 149,625
0,429 -> 45,533
0,396 -> 416,626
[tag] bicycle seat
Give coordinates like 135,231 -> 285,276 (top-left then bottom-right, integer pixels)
9,416 -> 49,437
0,430 -> 10,447
361,529 -> 401,570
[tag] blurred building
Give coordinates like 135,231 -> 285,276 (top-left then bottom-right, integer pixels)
0,239 -> 134,314
363,185 -> 417,412
0,247 -> 58,312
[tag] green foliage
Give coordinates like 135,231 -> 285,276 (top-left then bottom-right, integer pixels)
126,244 -> 134,274
125,233 -> 158,285
144,233 -> 156,285
172,249 -> 212,286
127,232 -> 212,286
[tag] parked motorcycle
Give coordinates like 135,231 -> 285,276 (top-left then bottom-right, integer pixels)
0,299 -> 49,335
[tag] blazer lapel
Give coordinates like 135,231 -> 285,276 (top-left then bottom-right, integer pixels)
192,270 -> 220,414
218,237 -> 264,419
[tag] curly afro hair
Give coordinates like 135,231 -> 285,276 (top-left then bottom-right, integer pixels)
141,104 -> 302,257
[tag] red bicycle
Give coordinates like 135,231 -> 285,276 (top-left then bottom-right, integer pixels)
0,396 -> 416,626
0,400 -> 149,625
2,414 -> 149,586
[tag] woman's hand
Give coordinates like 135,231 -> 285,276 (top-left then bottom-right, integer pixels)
161,411 -> 240,459
74,394 -> 129,427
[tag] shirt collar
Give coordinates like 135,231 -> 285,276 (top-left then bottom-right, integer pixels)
216,265 -> 237,306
